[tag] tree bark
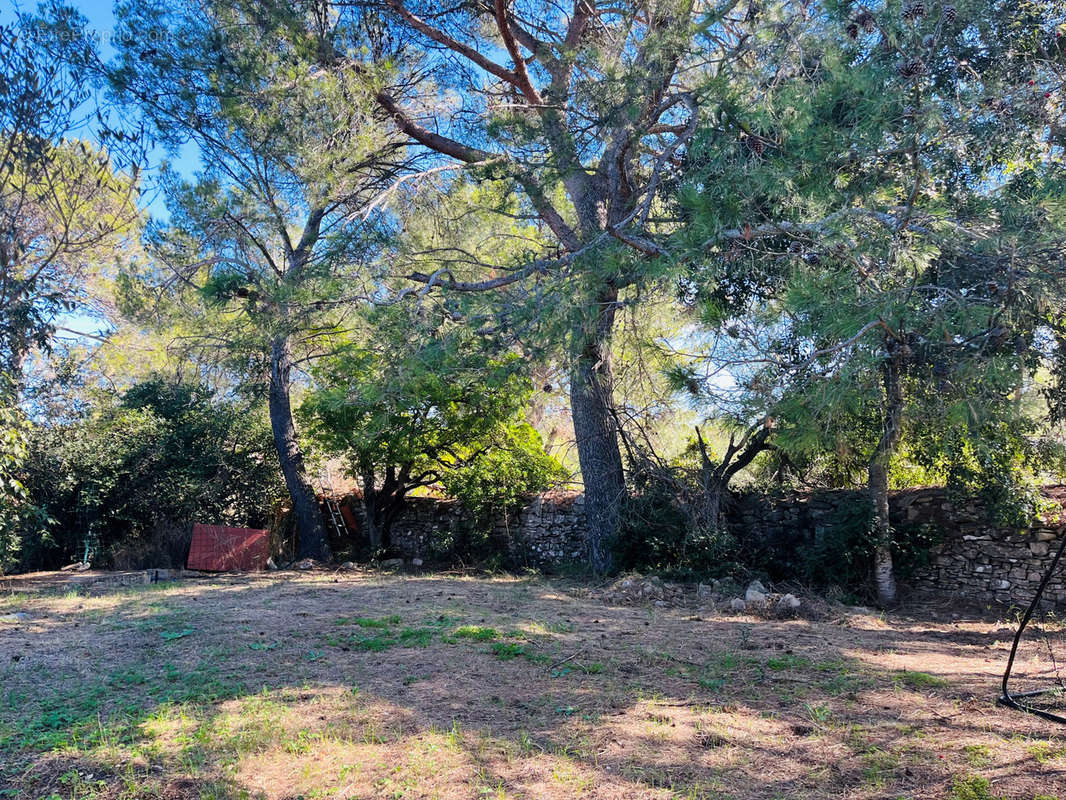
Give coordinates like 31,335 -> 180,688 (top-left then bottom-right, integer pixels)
360,463 -> 411,555
360,466 -> 384,552
269,335 -> 330,561
694,421 -> 772,535
570,285 -> 625,574
869,341 -> 904,606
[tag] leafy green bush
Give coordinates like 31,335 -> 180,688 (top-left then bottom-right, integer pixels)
0,377 -> 43,573
612,483 -> 739,578
441,423 -> 567,524
16,377 -> 283,570
791,501 -> 941,593
430,422 -> 567,566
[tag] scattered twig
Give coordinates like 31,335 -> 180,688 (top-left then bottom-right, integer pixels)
550,648 -> 587,669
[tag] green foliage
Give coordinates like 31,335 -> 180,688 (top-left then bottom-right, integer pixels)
0,377 -> 43,573
303,306 -> 565,558
668,0 -> 1066,599
440,423 -> 568,523
907,410 -> 1066,528
788,502 -> 941,592
107,0 -> 397,369
0,16 -> 140,381
452,626 -> 499,642
17,377 -> 283,570
613,484 -> 739,578
896,670 -> 948,690
950,775 -> 1004,800
796,501 -> 877,590
489,642 -> 529,661
304,308 -> 530,471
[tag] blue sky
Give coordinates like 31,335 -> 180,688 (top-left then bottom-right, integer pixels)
7,0 -> 201,218
7,0 -> 203,336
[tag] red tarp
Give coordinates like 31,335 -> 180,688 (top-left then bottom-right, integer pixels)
187,524 -> 270,572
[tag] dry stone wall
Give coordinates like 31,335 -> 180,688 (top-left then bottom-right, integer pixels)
343,485 -> 1066,607
341,491 -> 589,567
905,486 -> 1066,607
729,486 -> 1066,606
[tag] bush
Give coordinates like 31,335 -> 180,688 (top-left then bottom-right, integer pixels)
612,484 -> 740,578
436,423 -> 568,565
0,382 -> 42,573
441,423 -> 567,522
14,377 -> 284,571
788,500 -> 941,593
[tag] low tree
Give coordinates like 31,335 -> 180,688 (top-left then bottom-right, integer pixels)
301,306 -> 565,553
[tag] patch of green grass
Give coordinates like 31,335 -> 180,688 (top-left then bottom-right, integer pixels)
695,650 -> 760,691
1028,740 -> 1066,764
336,615 -> 403,628
805,703 -> 832,724
860,747 -> 899,788
397,627 -> 435,647
284,728 -> 329,756
766,654 -> 811,672
426,614 -> 461,628
4,652 -> 256,754
964,743 -> 992,767
107,667 -> 149,688
697,677 -> 725,692
325,624 -> 436,652
895,670 -> 948,690
452,625 -> 499,641
349,633 -> 397,652
950,775 -> 1005,800
818,672 -> 868,696
490,642 -> 528,660
159,628 -> 195,641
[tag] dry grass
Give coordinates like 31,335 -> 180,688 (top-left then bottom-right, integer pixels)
1,570 -> 1064,799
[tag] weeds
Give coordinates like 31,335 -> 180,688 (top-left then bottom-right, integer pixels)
452,625 -> 499,641
896,670 -> 948,689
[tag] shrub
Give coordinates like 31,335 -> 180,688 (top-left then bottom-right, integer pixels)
612,484 -> 740,578
790,500 -> 941,592
443,424 -> 567,520
15,377 -> 284,571
0,380 -> 46,573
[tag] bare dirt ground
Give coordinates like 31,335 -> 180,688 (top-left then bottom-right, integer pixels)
1,570 -> 1064,799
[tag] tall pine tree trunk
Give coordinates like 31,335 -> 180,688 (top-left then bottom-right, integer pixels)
869,342 -> 904,606
570,285 -> 625,574
269,335 -> 329,561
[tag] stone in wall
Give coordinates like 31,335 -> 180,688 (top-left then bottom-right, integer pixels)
336,484 -> 1066,608
336,491 -> 589,567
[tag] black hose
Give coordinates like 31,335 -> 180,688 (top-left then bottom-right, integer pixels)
999,531 -> 1066,725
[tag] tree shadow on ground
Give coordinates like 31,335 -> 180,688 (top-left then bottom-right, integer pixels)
1,572 -> 1065,799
